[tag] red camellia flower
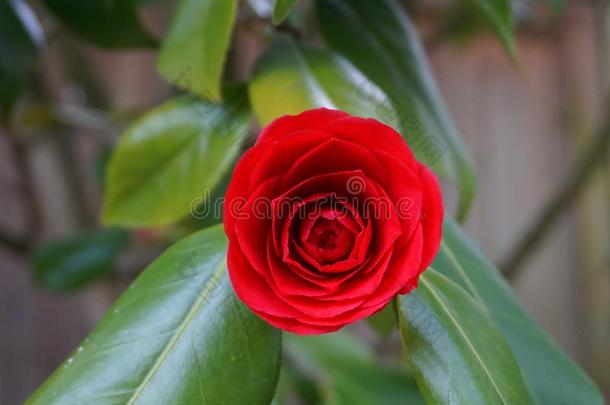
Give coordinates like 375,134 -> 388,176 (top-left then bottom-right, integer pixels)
223,108 -> 443,334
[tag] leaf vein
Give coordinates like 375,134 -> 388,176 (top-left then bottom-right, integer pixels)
421,272 -> 508,405
125,258 -> 226,405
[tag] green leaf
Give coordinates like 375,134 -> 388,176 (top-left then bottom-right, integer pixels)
397,270 -> 535,404
272,362 -> 323,405
43,0 -> 157,48
102,91 -> 251,227
468,0 -> 515,56
435,218 -> 604,405
286,332 -> 424,405
316,0 -> 476,220
157,0 -> 239,100
26,225 -> 282,405
31,228 -> 129,292
366,301 -> 396,338
188,159 -> 236,229
272,0 -> 297,24
249,36 -> 398,127
0,0 -> 42,111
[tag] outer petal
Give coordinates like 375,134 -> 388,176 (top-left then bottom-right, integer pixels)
250,310 -> 344,335
223,144 -> 264,236
227,242 -> 303,318
257,108 -> 349,145
319,116 -> 417,164
294,296 -> 388,328
372,149 -> 424,247
233,176 -> 282,277
415,162 -> 444,272
248,129 -> 333,192
367,225 -> 424,305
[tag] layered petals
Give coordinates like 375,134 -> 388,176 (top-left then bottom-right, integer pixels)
223,108 -> 444,334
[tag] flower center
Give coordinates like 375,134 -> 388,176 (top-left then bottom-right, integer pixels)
308,218 -> 342,250
300,210 -> 356,264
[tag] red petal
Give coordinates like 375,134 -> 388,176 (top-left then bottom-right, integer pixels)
227,242 -> 303,318
364,225 -> 424,308
223,145 -> 265,236
319,116 -> 416,164
281,137 -> 385,191
416,162 -> 444,272
293,298 -> 387,329
249,310 -> 345,335
234,176 -> 282,277
372,149 -> 424,246
248,129 -> 333,192
266,235 -> 329,297
257,108 -> 348,145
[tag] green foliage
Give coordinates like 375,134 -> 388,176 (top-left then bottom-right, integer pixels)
43,0 -> 157,48
26,225 -> 282,405
435,218 -> 604,405
31,228 -> 129,292
285,332 -> 424,405
366,301 -> 397,338
316,0 -> 476,220
398,270 -> 536,404
157,0 -> 239,100
14,1 -> 605,404
272,0 -> 298,25
0,0 -> 42,111
249,36 -> 398,127
102,91 -> 251,227
469,0 -> 515,56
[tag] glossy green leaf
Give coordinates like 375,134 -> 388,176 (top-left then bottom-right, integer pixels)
249,36 -> 398,127
435,218 -> 604,405
286,331 -> 424,405
43,0 -> 157,48
157,0 -> 238,100
27,225 -> 282,405
397,270 -> 535,404
272,0 -> 297,24
272,362 -> 323,405
31,228 -> 129,292
366,301 -> 397,338
316,0 -> 476,220
188,159 -> 235,229
468,0 -> 515,56
102,91 -> 250,227
0,0 -> 42,110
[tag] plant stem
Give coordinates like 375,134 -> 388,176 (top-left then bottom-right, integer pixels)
501,115 -> 610,279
